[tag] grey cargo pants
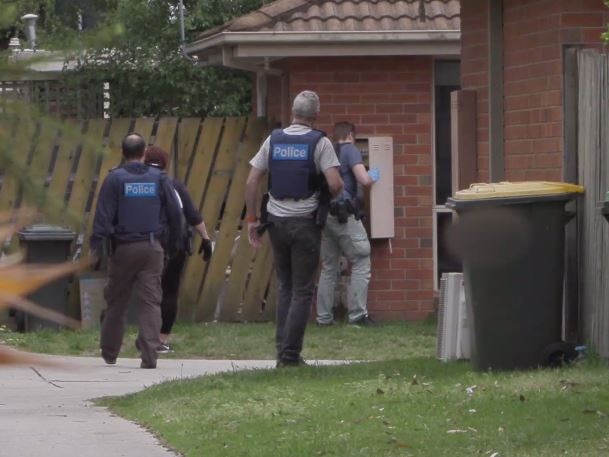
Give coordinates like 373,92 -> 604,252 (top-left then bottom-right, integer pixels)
268,214 -> 321,363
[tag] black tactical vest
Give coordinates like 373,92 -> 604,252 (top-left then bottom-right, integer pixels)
113,165 -> 163,236
268,129 -> 325,199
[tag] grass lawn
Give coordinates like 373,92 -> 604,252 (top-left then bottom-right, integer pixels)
4,320 -> 609,456
100,357 -> 609,457
0,320 -> 436,360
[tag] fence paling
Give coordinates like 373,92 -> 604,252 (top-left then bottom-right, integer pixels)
217,117 -> 268,321
220,223 -> 255,321
242,237 -> 274,322
194,117 -> 248,322
178,117 -> 224,318
133,118 -> 155,146
0,117 -> 35,214
69,119 -> 107,249
46,120 -> 83,225
154,117 -> 179,153
578,50 -> 609,357
22,121 -> 57,214
176,118 -> 201,183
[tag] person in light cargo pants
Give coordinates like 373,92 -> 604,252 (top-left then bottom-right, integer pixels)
316,121 -> 379,327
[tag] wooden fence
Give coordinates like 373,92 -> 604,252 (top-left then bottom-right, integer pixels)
0,114 -> 276,323
577,50 -> 609,357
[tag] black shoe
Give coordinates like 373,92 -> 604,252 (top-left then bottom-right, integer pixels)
316,320 -> 335,327
140,360 -> 157,369
276,356 -> 307,368
349,316 -> 375,327
157,342 -> 173,353
101,352 -> 116,365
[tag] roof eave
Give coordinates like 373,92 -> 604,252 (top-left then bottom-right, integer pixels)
186,30 -> 461,54
185,30 -> 461,73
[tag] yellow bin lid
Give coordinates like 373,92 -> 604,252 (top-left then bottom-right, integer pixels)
453,181 -> 584,200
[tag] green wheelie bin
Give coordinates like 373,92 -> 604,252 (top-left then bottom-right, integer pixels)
446,182 -> 584,371
16,224 -> 76,331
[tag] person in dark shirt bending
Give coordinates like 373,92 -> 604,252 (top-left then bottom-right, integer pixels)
144,146 -> 213,353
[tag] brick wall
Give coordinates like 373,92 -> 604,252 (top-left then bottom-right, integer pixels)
266,56 -> 435,320
461,0 -> 609,181
461,0 -> 490,182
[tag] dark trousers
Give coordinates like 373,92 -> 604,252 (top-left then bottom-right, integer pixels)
100,240 -> 164,366
268,215 -> 321,362
160,250 -> 187,335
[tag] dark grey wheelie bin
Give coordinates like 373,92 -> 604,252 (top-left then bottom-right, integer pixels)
16,224 -> 76,331
446,182 -> 584,371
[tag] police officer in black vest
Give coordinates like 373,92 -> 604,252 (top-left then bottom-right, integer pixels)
90,133 -> 182,369
245,91 -> 343,367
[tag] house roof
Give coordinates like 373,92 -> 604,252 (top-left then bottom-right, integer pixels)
185,0 -> 460,74
198,0 -> 460,38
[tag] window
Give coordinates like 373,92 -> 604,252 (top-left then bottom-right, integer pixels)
433,60 -> 462,288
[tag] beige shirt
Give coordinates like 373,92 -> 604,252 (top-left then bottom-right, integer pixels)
249,124 -> 339,217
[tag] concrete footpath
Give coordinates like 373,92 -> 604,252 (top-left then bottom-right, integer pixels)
0,355 -> 277,457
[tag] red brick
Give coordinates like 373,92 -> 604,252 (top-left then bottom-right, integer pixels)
375,290 -> 405,301
332,94 -> 362,103
534,152 -> 563,169
579,28 -> 607,44
561,13 -> 606,28
346,104 -> 378,115
333,72 -> 361,83
505,154 -> 533,170
374,104 -> 405,114
368,279 -> 392,291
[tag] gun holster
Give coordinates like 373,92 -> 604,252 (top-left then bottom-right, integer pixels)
331,201 -> 350,224
94,237 -> 112,271
185,226 -> 195,256
316,183 -> 331,228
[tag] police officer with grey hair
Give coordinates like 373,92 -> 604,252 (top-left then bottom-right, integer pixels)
245,90 -> 343,367
90,133 -> 182,369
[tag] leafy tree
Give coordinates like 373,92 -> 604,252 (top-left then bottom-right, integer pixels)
2,0 -> 265,117
71,0 -> 265,117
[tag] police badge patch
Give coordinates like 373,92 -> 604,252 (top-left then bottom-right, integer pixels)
272,144 -> 309,160
124,182 -> 157,197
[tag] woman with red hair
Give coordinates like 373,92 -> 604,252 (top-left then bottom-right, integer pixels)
145,146 -> 212,352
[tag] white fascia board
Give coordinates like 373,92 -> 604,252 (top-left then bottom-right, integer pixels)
185,30 -> 461,56
233,41 -> 460,57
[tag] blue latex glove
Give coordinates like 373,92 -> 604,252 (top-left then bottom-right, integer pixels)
368,167 -> 380,183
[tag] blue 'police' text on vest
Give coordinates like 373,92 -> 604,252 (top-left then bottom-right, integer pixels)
272,144 -> 309,160
124,182 -> 158,197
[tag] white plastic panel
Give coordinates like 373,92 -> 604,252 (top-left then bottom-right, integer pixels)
368,136 -> 394,239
